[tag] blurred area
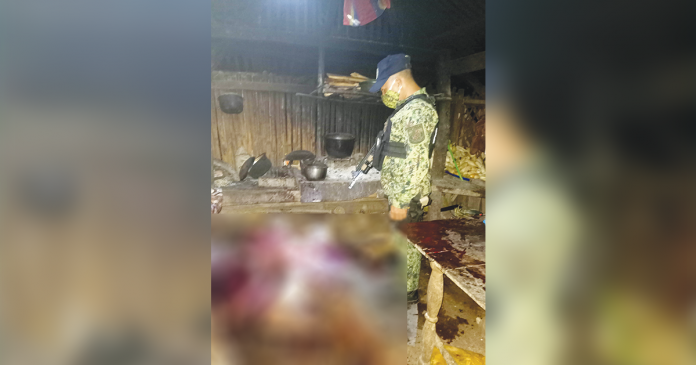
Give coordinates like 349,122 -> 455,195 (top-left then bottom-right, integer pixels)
211,214 -> 405,365
486,0 -> 696,364
0,0 -> 211,364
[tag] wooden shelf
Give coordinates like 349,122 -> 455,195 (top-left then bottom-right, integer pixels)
296,84 -> 382,105
321,86 -> 377,97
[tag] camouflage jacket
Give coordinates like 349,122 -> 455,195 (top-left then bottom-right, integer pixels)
380,88 -> 438,209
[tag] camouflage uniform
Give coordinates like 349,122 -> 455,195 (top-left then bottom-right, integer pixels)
380,88 -> 438,209
380,88 -> 438,296
394,228 -> 425,294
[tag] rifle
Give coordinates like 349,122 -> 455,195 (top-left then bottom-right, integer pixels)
348,136 -> 380,189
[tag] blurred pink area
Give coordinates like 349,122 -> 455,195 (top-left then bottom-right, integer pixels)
211,214 -> 405,365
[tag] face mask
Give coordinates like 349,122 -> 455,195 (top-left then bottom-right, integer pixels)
381,79 -> 402,109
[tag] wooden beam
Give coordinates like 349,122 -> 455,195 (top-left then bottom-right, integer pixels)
212,19 -> 438,59
460,97 -> 486,105
212,81 -> 314,94
432,175 -> 485,197
321,87 -> 379,97
428,51 -> 452,221
431,20 -> 485,42
447,52 -> 485,75
461,74 -> 485,97
221,186 -> 301,206
220,197 -> 389,214
296,93 -> 381,105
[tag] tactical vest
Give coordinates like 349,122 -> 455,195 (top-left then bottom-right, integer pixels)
374,94 -> 438,171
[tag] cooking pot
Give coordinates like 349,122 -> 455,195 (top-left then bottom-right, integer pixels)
324,133 -> 355,158
218,93 -> 244,114
303,161 -> 327,181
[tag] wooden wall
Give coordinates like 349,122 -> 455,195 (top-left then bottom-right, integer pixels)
212,72 -> 484,170
212,72 -> 391,169
449,93 -> 485,149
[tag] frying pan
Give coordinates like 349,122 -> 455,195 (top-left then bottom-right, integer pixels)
283,150 -> 315,163
239,156 -> 255,181
248,153 -> 272,179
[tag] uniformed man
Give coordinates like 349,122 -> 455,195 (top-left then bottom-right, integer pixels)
369,54 -> 438,303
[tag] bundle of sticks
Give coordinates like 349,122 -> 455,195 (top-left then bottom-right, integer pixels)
323,72 -> 370,98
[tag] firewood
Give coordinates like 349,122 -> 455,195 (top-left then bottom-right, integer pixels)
326,81 -> 360,87
350,72 -> 370,80
326,74 -> 368,83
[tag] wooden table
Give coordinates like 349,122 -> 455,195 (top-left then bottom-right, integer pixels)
400,219 -> 485,365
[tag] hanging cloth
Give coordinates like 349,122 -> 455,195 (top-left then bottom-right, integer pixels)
344,0 -> 391,26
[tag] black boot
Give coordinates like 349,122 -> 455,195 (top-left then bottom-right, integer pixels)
407,289 -> 419,304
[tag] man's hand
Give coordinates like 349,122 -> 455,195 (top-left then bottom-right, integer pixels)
389,205 -> 408,221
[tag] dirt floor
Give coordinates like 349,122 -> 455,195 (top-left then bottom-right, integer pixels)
407,256 -> 486,364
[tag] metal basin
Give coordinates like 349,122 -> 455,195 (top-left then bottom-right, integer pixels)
303,162 -> 328,181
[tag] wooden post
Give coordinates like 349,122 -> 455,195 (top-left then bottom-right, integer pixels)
317,47 -> 325,156
428,51 -> 451,220
318,47 -> 325,89
419,261 -> 457,365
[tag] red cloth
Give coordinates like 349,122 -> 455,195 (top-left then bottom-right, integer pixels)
343,0 -> 390,26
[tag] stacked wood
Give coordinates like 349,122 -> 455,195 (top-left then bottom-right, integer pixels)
449,92 -> 485,152
447,89 -> 485,180
326,73 -> 369,85
470,109 -> 485,155
323,73 -> 370,98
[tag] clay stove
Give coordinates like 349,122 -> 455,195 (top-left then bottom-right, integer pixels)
298,154 -> 382,203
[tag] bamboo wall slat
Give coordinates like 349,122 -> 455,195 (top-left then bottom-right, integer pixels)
211,89 -> 222,160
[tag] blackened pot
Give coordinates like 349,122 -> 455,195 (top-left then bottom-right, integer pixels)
324,133 -> 355,158
218,93 -> 244,114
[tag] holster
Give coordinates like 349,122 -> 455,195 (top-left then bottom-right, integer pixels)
405,194 -> 425,223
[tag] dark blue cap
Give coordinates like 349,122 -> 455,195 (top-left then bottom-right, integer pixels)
369,53 -> 411,93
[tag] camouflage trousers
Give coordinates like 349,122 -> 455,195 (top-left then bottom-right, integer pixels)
394,195 -> 425,294
394,231 -> 421,294
406,240 -> 421,293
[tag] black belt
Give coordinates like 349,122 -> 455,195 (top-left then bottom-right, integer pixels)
375,130 -> 408,159
383,141 -> 408,159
